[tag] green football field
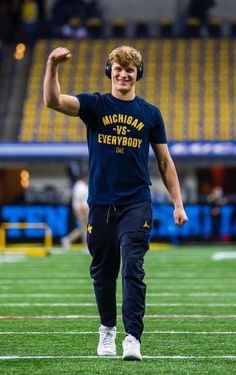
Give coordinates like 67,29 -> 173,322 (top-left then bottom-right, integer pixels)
0,245 -> 236,375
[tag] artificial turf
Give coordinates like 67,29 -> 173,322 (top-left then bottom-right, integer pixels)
0,245 -> 235,374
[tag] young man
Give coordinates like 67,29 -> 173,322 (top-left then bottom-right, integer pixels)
44,45 -> 188,360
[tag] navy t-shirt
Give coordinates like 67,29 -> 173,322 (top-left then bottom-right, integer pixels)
76,92 -> 167,205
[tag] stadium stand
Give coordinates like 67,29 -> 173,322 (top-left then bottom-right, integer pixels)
207,17 -> 223,37
86,17 -> 104,38
134,19 -> 150,38
19,38 -> 236,143
159,18 -> 174,38
230,18 -> 236,37
110,18 -> 127,38
183,17 -> 202,38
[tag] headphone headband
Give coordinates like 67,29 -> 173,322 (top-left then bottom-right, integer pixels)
105,61 -> 144,81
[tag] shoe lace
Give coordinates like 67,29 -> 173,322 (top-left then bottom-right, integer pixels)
124,335 -> 138,349
101,331 -> 114,348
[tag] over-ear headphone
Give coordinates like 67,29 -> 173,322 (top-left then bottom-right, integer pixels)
105,61 -> 144,81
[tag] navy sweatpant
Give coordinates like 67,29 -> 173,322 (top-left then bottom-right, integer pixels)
86,201 -> 152,341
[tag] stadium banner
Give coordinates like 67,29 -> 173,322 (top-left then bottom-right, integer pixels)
0,142 -> 236,160
0,204 -> 235,243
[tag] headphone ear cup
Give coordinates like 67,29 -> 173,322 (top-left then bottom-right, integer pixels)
136,62 -> 144,81
105,62 -> 112,79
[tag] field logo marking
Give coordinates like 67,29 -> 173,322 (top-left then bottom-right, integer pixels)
213,252 -> 236,261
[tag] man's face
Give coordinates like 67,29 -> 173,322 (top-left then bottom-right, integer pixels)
111,61 -> 137,94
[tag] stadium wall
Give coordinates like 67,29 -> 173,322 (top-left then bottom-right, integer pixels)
0,203 -> 235,244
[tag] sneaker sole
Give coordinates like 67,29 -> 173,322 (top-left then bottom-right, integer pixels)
97,347 -> 117,356
122,354 -> 142,361
97,352 -> 117,356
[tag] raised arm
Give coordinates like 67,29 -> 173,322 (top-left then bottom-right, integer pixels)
43,47 -> 80,116
152,143 -> 188,226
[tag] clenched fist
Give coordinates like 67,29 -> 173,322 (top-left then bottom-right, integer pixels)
47,47 -> 72,65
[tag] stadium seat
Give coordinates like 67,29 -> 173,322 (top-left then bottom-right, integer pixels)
159,18 -> 174,38
207,17 -> 222,37
110,18 -> 127,38
86,17 -> 104,38
19,38 -> 236,143
230,18 -> 236,37
134,19 -> 150,38
184,18 -> 201,38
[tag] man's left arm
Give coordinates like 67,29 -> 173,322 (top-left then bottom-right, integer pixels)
151,143 -> 188,226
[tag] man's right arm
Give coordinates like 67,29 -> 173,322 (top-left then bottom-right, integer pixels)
43,47 -> 80,116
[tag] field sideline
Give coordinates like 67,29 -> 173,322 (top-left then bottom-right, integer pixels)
0,245 -> 236,374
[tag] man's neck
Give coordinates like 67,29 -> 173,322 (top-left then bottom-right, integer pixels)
111,89 -> 135,101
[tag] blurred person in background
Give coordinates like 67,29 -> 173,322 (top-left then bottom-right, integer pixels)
187,0 -> 217,36
188,0 -> 216,24
0,0 -> 21,43
50,0 -> 102,39
61,171 -> 89,249
43,45 -> 188,361
21,0 -> 39,45
207,185 -> 228,241
20,0 -> 46,44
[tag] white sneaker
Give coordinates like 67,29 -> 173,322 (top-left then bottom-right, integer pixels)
122,334 -> 142,361
97,325 -> 117,356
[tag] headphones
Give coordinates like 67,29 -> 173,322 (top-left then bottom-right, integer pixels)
105,61 -> 144,81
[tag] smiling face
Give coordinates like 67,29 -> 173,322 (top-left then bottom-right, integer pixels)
111,61 -> 137,98
107,45 -> 143,100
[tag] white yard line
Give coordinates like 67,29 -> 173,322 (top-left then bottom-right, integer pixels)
0,255 -> 26,263
0,285 -> 93,290
0,278 -> 235,285
0,280 -> 91,285
0,314 -> 236,319
1,302 -> 236,307
0,330 -> 235,335
0,355 -> 235,360
0,293 -> 95,298
1,292 -> 236,297
1,285 -> 233,291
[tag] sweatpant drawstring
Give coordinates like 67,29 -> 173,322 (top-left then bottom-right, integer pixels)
106,205 -> 117,223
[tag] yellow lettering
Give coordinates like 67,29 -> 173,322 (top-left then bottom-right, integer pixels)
137,122 -> 144,131
102,116 -> 110,125
106,135 -> 112,144
137,139 -> 142,148
112,114 -> 118,123
116,126 -> 127,135
131,119 -> 138,127
128,138 -> 133,147
116,126 -> 123,135
118,114 -> 124,122
122,126 -> 127,135
97,133 -> 142,149
127,116 -> 133,125
132,138 -> 137,147
102,114 -> 145,131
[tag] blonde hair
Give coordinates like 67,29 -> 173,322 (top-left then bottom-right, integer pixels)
107,45 -> 142,67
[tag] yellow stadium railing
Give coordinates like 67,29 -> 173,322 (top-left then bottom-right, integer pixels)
0,222 -> 52,256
